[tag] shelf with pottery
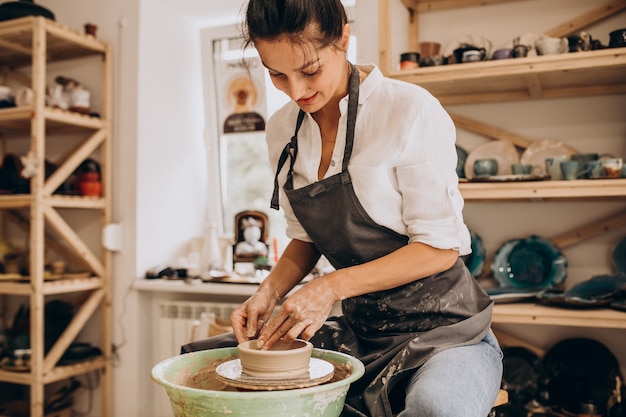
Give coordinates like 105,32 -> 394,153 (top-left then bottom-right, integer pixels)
378,0 -> 626,105
391,48 -> 626,105
0,355 -> 107,385
0,16 -> 112,417
0,106 -> 105,133
459,178 -> 626,200
486,211 -> 626,330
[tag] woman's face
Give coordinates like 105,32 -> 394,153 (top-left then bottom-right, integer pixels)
254,25 -> 350,113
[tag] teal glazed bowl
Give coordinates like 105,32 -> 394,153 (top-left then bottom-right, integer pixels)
151,347 -> 365,417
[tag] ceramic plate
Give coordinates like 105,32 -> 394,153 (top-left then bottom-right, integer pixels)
456,145 -> 468,179
486,286 -> 544,303
539,273 -> 626,308
215,358 -> 334,390
612,237 -> 626,273
464,141 -> 520,179
520,139 -> 577,175
462,228 -> 485,277
491,235 -> 567,290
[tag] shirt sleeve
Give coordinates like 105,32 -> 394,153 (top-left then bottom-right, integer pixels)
396,96 -> 470,254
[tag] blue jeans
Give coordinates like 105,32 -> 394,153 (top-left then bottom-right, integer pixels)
397,330 -> 503,417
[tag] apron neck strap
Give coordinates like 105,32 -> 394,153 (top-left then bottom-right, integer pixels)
270,62 -> 360,210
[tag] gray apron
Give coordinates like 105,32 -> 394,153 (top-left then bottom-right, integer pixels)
270,64 -> 494,416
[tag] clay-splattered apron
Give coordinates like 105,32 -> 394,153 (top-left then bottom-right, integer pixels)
270,64 -> 494,417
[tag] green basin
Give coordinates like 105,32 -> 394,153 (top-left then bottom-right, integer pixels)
151,347 -> 365,417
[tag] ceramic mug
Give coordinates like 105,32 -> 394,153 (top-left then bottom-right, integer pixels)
15,87 -> 33,106
545,156 -> 569,180
462,49 -> 485,63
511,163 -> 540,175
535,37 -> 568,55
0,85 -> 12,103
473,158 -> 498,177
585,160 -> 605,179
603,158 -> 624,178
419,41 -> 441,57
560,160 -> 590,180
512,44 -> 531,58
492,48 -> 513,60
570,153 -> 599,178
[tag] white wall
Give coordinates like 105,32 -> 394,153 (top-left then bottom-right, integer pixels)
30,0 -> 626,415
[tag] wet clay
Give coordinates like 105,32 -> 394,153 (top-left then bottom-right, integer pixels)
177,355 -> 353,392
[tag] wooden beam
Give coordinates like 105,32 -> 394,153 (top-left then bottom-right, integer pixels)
378,0 -> 393,75
43,206 -> 105,277
43,289 -> 104,373
43,129 -> 106,196
7,210 -> 92,271
545,0 -> 626,37
415,0 -> 529,13
448,112 -> 533,148
551,210 -> 626,249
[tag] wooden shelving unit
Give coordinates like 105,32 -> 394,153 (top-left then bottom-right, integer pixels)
460,178 -> 626,200
389,48 -> 626,105
0,16 -> 112,417
378,0 -> 626,331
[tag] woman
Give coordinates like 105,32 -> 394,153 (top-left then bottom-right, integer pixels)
182,0 -> 503,415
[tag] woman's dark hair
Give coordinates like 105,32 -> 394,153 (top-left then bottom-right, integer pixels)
244,0 -> 347,49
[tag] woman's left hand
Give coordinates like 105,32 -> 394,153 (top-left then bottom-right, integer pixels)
256,277 -> 339,349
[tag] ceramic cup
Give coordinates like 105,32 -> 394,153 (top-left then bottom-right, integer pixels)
462,49 -> 485,63
512,44 -> 531,58
473,158 -> 498,177
492,48 -> 513,60
586,160 -> 605,179
560,160 -> 589,180
419,41 -> 441,57
609,28 -> 626,48
400,52 -> 420,69
603,157 -> 624,178
0,85 -> 13,103
535,37 -> 568,55
570,153 -> 599,178
545,156 -> 569,180
15,87 -> 33,106
511,163 -> 540,175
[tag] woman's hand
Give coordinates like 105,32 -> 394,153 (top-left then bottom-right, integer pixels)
256,277 -> 340,349
231,287 -> 280,343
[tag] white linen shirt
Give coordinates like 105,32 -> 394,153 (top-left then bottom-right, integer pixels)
266,64 -> 471,256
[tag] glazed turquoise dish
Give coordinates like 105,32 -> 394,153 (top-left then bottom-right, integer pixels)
151,347 -> 365,417
491,235 -> 567,290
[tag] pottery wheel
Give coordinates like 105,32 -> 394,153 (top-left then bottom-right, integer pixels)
215,358 -> 335,391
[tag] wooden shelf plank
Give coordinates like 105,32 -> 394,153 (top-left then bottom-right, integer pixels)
493,303 -> 626,329
0,17 -> 107,67
0,195 -> 106,209
0,107 -> 104,135
460,178 -> 626,200
390,49 -> 626,105
0,277 -> 102,295
0,356 -> 108,385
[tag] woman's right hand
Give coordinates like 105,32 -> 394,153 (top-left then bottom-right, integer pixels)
231,286 -> 280,343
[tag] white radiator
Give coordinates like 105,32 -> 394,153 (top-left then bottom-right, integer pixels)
154,300 -> 239,361
153,300 -> 240,417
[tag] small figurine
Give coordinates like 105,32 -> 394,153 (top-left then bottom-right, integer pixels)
234,217 -> 268,257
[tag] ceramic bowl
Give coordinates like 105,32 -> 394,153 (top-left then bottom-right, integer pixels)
238,339 -> 313,377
